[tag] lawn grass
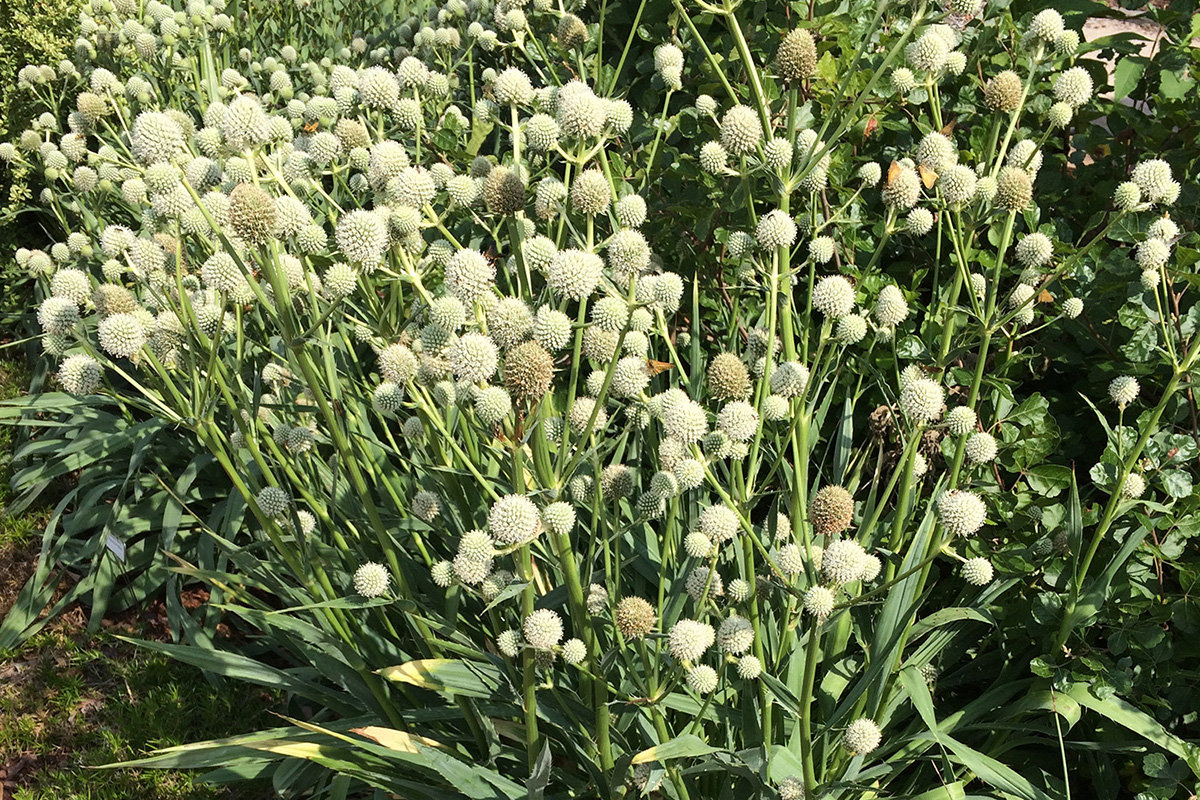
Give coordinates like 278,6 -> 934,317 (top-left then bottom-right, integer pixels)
0,355 -> 277,799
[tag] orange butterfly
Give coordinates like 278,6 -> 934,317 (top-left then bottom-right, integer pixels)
918,164 -> 938,189
302,120 -> 319,134
887,161 -> 903,185
646,359 -> 674,376
940,118 -> 957,136
1037,289 -> 1054,303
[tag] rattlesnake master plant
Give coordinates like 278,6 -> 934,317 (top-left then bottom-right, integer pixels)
2,0 -> 1198,796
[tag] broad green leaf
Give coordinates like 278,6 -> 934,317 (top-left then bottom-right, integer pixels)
631,734 -> 722,764
378,658 -> 506,699
1064,683 -> 1200,777
1113,56 -> 1146,101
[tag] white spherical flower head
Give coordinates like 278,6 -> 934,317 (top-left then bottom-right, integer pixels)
1148,217 -> 1180,242
686,665 -> 719,695
1135,238 -> 1170,272
812,275 -> 855,319
1120,472 -> 1146,500
771,361 -> 810,398
803,585 -> 836,620
835,314 -> 868,345
668,619 -> 716,662
844,718 -> 882,756
900,377 -> 944,423
945,405 -> 977,436
717,615 -> 755,655
1108,375 -> 1139,408
547,249 -> 603,301
336,209 -> 388,267
756,209 -> 797,249
698,503 -> 740,542
961,557 -> 994,586
493,67 -> 534,106
737,654 -> 763,680
542,501 -> 576,537
717,401 -> 759,442
445,249 -> 497,303
936,489 -> 987,536
720,104 -> 762,156
1053,66 -> 1093,108
353,562 -> 389,598
1016,232 -> 1053,268
822,539 -> 867,584
97,312 -> 148,358
449,333 -> 499,384
809,236 -> 836,264
561,638 -> 587,665
38,297 -> 80,334
488,493 -> 541,545
58,354 -> 101,395
874,285 -> 909,327
684,530 -> 713,559
496,629 -> 521,657
1063,297 -> 1084,319
965,431 -> 998,464
523,608 -> 564,650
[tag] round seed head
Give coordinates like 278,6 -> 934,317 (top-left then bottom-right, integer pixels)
229,184 -> 276,245
484,165 -> 525,215
777,28 -> 817,82
616,596 -> 656,637
810,485 -> 854,536
985,70 -> 1023,112
557,13 -> 587,48
995,167 -> 1033,211
256,486 -> 290,518
707,353 -> 751,401
503,341 -> 554,401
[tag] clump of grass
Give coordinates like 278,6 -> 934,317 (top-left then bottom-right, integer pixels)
0,628 -> 276,799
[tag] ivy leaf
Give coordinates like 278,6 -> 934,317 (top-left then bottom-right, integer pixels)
1159,69 -> 1196,101
1113,57 -> 1147,101
1161,470 -> 1193,499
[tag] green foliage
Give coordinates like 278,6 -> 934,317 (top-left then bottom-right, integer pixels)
1,0 -> 1199,797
